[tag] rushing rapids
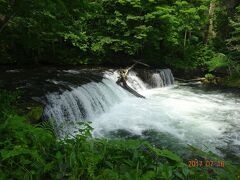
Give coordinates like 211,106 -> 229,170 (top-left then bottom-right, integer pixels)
43,69 -> 174,136
38,68 -> 239,158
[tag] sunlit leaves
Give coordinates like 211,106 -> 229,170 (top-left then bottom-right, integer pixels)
63,32 -> 88,51
118,0 -> 141,8
0,0 -> 232,69
206,53 -> 230,71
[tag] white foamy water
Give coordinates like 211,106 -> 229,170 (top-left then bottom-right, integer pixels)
44,69 -> 240,156
92,85 -> 240,156
44,78 -> 131,136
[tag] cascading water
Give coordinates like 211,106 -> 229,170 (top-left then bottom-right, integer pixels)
43,68 -> 240,158
149,69 -> 175,88
43,78 -> 130,137
126,71 -> 147,91
151,73 -> 164,87
134,68 -> 175,88
43,69 -> 174,137
44,70 -> 162,119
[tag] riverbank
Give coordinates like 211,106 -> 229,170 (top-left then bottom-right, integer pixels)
219,76 -> 240,89
1,67 -> 240,178
1,90 -> 240,179
201,75 -> 240,94
173,68 -> 240,92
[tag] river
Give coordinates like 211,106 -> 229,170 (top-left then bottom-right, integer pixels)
1,67 -> 240,160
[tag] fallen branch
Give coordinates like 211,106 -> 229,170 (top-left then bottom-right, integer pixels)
116,78 -> 145,98
116,60 -> 149,98
133,60 -> 150,68
175,77 -> 205,82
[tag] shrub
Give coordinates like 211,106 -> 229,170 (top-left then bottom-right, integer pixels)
206,53 -> 230,72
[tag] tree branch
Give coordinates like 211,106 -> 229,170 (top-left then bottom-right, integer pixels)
0,12 -> 16,33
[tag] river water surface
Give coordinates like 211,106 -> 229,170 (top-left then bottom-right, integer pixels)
92,84 -> 240,159
1,67 -> 240,160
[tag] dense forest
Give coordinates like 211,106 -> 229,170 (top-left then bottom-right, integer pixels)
1,0 -> 240,179
0,0 -> 239,70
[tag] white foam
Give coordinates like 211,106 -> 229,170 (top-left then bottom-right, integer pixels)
43,69 -> 240,156
91,86 -> 240,155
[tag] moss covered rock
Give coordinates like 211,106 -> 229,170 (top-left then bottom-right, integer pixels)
26,106 -> 44,124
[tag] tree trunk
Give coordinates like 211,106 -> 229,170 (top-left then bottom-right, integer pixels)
116,60 -> 149,98
184,29 -> 187,49
116,78 -> 145,98
205,1 -> 216,44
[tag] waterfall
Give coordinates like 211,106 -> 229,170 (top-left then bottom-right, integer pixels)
134,68 -> 174,88
151,74 -> 164,87
43,69 -> 175,137
44,78 -> 130,137
151,69 -> 175,87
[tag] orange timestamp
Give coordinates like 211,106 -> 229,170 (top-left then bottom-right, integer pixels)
188,159 -> 224,168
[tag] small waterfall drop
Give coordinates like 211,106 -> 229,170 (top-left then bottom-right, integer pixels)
150,69 -> 174,88
158,69 -> 175,86
43,69 -> 175,137
151,74 -> 164,87
44,78 -> 130,137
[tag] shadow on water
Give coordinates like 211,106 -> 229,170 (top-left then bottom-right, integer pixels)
0,66 -> 105,104
107,129 -> 240,164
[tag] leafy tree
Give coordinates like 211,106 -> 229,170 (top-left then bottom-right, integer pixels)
225,4 -> 240,75
0,0 -> 239,73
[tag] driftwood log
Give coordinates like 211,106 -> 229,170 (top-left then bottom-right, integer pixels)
174,77 -> 205,82
116,60 -> 150,98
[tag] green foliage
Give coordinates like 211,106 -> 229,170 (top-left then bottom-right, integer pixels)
194,45 -> 215,67
164,45 -> 214,70
0,0 -> 239,77
220,74 -> 240,88
0,0 -> 210,66
204,73 -> 217,84
0,90 -> 240,179
0,90 -> 19,117
205,73 -> 215,81
206,53 -> 230,72
226,5 -> 240,60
